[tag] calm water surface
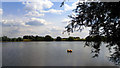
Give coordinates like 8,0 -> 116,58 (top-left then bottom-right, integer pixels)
2,42 -> 115,66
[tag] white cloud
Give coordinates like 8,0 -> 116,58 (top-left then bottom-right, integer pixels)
2,17 -> 49,27
23,0 -> 63,17
2,1 -> 90,38
64,4 -> 74,11
62,18 -> 71,23
2,19 -> 26,26
63,0 -> 87,11
41,9 -> 63,14
61,27 -> 91,38
0,8 -> 3,15
26,18 -> 48,26
23,0 -> 53,17
23,0 -> 53,11
64,1 -> 78,11
2,22 -> 61,38
2,17 -> 90,38
2,17 -> 52,37
25,11 -> 44,17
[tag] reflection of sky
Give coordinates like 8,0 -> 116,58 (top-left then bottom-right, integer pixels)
1,1 -> 90,38
2,42 -> 115,66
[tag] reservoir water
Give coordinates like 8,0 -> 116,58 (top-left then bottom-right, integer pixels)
2,42 -> 116,66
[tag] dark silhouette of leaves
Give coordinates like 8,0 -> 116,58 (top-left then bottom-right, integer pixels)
64,1 -> 120,65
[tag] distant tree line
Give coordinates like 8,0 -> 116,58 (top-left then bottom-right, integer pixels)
0,36 -> 23,42
0,35 -> 107,42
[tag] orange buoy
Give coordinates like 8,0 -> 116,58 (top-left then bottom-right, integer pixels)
67,49 -> 72,52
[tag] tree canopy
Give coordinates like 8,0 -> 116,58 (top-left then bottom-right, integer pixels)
64,1 -> 120,46
62,1 -> 120,64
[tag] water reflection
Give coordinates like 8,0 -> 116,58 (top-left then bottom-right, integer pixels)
3,42 -> 115,66
84,41 -> 120,65
67,51 -> 72,55
85,42 -> 101,58
109,45 -> 120,65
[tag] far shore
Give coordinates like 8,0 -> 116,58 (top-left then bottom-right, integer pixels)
0,40 -> 86,42
0,35 -> 107,42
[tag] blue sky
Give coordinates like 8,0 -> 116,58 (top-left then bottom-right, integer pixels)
1,0 -> 90,38
3,2 -> 26,17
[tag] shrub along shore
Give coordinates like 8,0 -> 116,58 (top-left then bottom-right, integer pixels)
0,35 -> 107,42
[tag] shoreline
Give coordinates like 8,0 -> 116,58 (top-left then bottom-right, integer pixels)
0,40 -> 86,42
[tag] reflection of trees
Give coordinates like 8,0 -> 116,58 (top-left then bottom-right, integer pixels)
108,44 -> 120,65
85,41 -> 120,65
85,42 -> 101,58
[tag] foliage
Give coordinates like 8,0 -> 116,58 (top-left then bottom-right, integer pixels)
1,36 -> 23,41
67,36 -> 74,41
62,1 -> 120,65
44,35 -> 54,41
0,35 -> 87,42
85,35 -> 106,42
55,36 -> 62,41
64,2 -> 120,44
